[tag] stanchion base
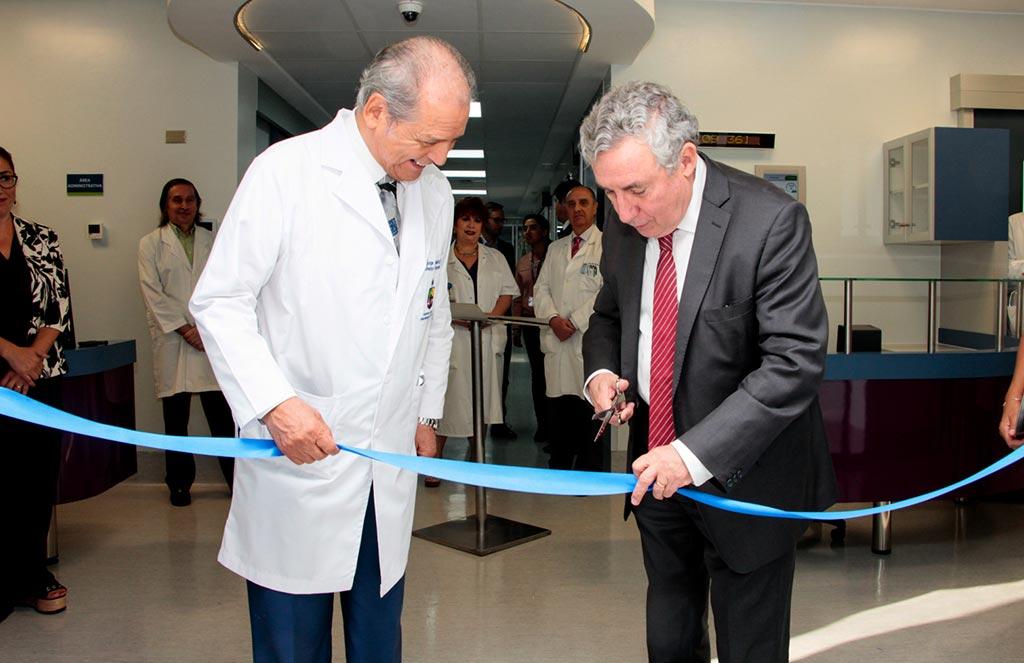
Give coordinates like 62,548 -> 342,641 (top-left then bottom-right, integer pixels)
413,515 -> 550,556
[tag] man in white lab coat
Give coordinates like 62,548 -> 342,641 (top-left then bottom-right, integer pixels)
189,37 -> 473,663
533,185 -> 605,470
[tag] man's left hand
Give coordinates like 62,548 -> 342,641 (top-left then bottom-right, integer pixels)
415,423 -> 437,458
631,445 -> 693,506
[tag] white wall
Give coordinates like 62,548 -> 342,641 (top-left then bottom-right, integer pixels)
615,0 -> 1024,349
8,0 -> 241,434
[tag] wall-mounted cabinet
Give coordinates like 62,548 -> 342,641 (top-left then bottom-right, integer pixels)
883,127 -> 1009,244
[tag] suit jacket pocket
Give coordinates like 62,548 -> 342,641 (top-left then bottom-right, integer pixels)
701,297 -> 754,324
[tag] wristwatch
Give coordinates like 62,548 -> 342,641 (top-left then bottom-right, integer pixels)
417,417 -> 440,430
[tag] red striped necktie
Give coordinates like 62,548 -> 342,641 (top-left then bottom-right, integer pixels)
649,233 -> 678,449
571,235 -> 583,258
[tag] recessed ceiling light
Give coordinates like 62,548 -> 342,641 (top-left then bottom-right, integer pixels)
448,149 -> 484,159
470,102 -> 482,118
442,170 -> 486,178
452,189 -> 487,196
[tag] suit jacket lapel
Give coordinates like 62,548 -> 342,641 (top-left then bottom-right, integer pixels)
618,221 -> 646,388
675,158 -> 731,390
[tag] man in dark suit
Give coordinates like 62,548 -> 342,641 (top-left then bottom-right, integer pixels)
581,81 -> 836,663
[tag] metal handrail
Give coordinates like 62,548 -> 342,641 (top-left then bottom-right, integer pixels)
828,277 -> 1024,354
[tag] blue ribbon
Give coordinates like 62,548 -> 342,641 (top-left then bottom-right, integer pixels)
3,388 -> 1021,521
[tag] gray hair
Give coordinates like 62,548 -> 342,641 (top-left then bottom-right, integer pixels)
579,81 -> 699,173
355,36 -> 477,123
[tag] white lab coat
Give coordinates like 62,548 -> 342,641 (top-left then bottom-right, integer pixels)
438,244 -> 518,437
138,224 -> 219,398
533,224 -> 603,399
190,109 -> 454,595
1008,213 -> 1024,323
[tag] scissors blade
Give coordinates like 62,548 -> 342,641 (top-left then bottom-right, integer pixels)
592,408 -> 615,442
592,386 -> 624,442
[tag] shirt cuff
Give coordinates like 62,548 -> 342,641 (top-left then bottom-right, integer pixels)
582,369 -> 615,406
670,440 -> 713,487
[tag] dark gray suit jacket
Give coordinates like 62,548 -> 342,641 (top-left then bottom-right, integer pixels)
583,155 -> 837,573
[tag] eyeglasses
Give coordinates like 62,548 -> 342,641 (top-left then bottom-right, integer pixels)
0,173 -> 18,189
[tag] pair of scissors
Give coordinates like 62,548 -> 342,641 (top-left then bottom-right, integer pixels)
592,381 -> 626,442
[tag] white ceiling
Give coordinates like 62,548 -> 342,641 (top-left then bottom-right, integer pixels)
167,0 -> 1022,215
167,0 -> 655,215
735,0 -> 1024,10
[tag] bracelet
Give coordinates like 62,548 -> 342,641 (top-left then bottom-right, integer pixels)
417,417 -> 439,430
1003,395 -> 1023,407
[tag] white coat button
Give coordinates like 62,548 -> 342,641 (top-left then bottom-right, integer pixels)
375,428 -> 382,437
386,256 -> 396,266
383,316 -> 390,326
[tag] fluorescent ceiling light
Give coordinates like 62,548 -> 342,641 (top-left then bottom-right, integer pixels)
448,149 -> 484,159
470,102 -> 482,118
452,189 -> 487,196
442,170 -> 486,178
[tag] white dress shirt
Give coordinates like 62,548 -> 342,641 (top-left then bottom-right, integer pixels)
636,157 -> 712,486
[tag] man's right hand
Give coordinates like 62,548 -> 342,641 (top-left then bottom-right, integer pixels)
262,397 -> 339,464
587,373 -> 635,425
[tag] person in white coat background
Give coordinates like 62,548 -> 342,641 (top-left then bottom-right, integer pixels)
138,178 -> 234,507
430,196 -> 517,486
1007,212 -> 1024,326
533,185 -> 606,471
189,37 -> 472,663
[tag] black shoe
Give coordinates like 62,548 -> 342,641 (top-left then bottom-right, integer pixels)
169,487 -> 192,507
490,423 -> 517,439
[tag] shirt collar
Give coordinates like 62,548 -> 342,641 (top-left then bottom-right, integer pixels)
573,222 -> 598,241
170,223 -> 195,238
341,110 -> 386,184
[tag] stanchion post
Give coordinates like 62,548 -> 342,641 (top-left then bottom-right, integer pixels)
927,280 -> 937,354
997,280 -> 1008,352
470,319 -> 487,543
871,502 -> 892,555
412,306 -> 550,555
843,279 -> 853,355
1016,282 -> 1024,341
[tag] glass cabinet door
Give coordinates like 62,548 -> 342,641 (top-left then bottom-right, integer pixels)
909,134 -> 931,239
886,144 -> 906,241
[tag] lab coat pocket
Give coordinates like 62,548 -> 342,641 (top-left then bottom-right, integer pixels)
287,389 -> 345,480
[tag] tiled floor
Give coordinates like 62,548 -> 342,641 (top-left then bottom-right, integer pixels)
3,353 -> 1024,661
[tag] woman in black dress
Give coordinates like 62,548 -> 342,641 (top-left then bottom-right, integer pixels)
0,146 -> 73,621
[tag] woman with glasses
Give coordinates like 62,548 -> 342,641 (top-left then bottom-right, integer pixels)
513,213 -> 554,445
0,146 -> 73,621
428,197 -> 517,486
138,179 -> 234,507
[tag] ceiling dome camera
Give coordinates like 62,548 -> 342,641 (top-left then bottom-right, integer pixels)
398,1 -> 423,23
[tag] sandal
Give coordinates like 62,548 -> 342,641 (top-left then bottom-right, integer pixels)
19,576 -> 67,614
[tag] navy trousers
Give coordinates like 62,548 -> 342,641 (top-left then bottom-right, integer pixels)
246,490 -> 405,663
